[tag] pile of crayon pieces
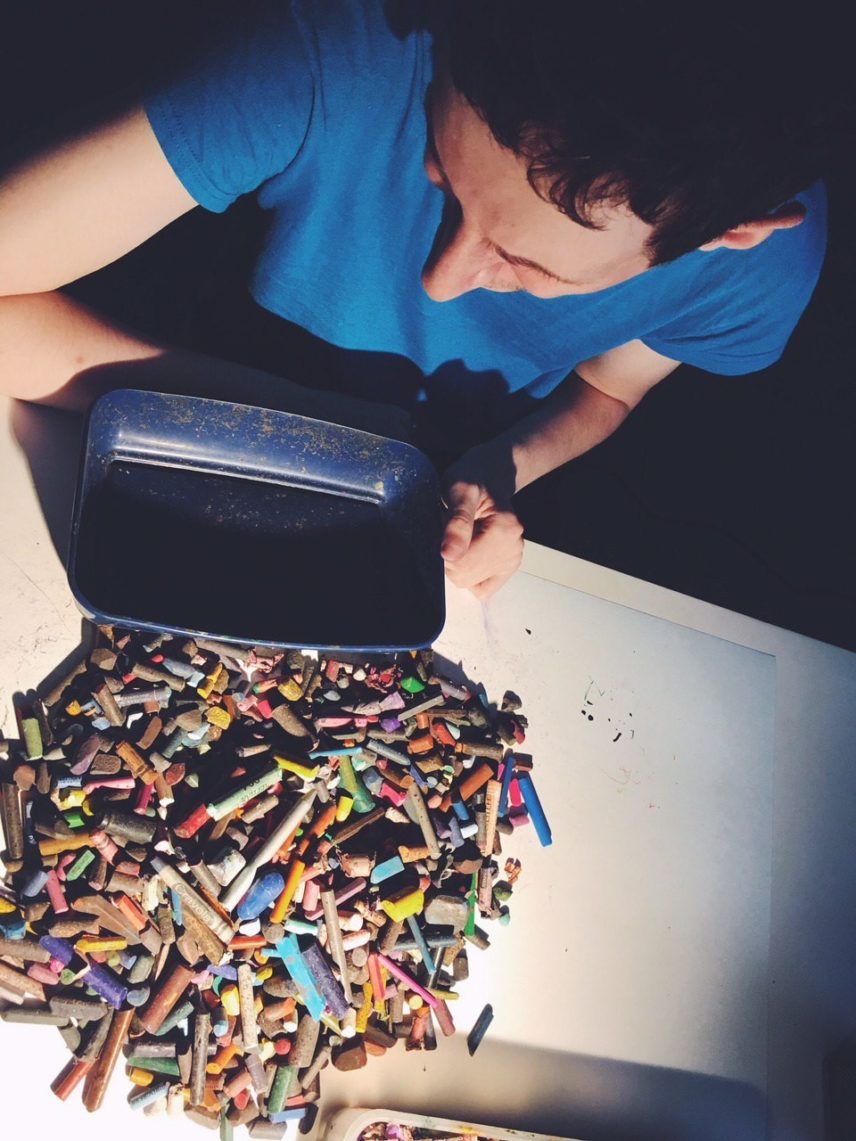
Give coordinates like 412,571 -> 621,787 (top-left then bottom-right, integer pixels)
0,627 -> 550,1136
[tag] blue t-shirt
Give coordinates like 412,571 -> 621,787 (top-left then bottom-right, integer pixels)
144,0 -> 827,403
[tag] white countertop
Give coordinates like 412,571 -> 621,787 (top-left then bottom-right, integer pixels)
1,396 -> 855,1141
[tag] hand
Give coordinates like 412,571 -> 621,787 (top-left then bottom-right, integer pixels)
441,445 -> 524,600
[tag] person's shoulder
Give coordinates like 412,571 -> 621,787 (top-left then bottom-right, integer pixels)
717,181 -> 827,301
641,182 -> 828,374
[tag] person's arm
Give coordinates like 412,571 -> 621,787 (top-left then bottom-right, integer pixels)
0,107 -> 199,405
0,108 -> 406,438
0,106 -> 196,298
442,340 -> 680,598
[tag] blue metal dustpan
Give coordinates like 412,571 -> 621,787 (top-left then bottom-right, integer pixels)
68,389 -> 445,651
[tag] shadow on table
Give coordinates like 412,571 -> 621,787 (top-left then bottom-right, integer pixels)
319,1037 -> 766,1141
10,401 -> 84,568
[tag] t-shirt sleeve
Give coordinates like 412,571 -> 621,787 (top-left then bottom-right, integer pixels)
143,2 -> 316,213
642,181 -> 828,376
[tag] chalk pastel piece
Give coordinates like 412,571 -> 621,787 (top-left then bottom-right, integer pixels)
173,803 -> 211,841
154,999 -> 194,1037
337,756 -> 375,814
206,766 -> 282,821
361,767 -> 384,796
38,935 -> 75,966
467,1002 -> 494,1055
0,915 -> 26,940
205,705 -> 232,730
405,915 -> 436,974
277,678 -> 303,702
370,856 -> 405,885
266,1062 -> 295,1116
379,690 -> 405,712
464,871 -> 478,937
75,936 -> 127,955
379,782 -> 407,808
516,773 -> 552,847
375,953 -> 438,1008
274,756 -> 319,782
220,985 -> 240,1017
21,717 -> 44,760
366,953 -> 387,1015
451,797 -> 470,823
509,777 -> 523,809
268,1108 -> 307,1124
363,740 -> 408,769
45,870 -> 69,915
85,962 -> 129,1009
275,935 -> 326,1020
237,872 -> 286,921
170,888 -> 183,926
380,887 -> 425,924
301,942 -> 350,1021
335,795 -> 354,822
498,753 -> 516,816
128,1079 -> 170,1110
408,763 -> 430,792
283,918 -> 319,936
269,859 -> 306,925
309,746 -> 362,759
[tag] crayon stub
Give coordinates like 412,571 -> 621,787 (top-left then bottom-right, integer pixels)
467,1002 -> 494,1055
380,887 -> 424,923
237,873 -> 286,922
0,629 -> 544,1129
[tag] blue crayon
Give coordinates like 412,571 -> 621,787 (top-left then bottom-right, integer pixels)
498,754 -> 516,816
128,1080 -> 171,1110
309,746 -> 363,759
467,1002 -> 494,1055
370,855 -> 404,885
237,871 -> 285,920
408,763 -> 430,793
406,914 -> 436,974
451,797 -> 470,823
38,934 -> 75,965
170,888 -> 183,925
276,935 -> 326,1019
268,1107 -> 308,1123
516,773 -> 552,847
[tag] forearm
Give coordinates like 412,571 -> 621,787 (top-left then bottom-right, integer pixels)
0,291 -> 163,408
493,371 -> 631,492
0,290 -> 410,440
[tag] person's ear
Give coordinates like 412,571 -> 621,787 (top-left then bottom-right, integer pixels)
699,201 -> 807,252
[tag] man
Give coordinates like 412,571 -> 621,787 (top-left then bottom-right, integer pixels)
0,2 -> 837,597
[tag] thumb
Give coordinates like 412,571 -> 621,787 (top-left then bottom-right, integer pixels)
441,482 -> 480,562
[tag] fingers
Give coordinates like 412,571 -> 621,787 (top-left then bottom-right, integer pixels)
470,566 -> 518,601
443,509 -> 523,598
440,481 -> 481,562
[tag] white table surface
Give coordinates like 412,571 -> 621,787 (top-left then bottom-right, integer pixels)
1,396 -> 855,1141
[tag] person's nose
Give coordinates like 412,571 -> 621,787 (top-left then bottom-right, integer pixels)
421,198 -> 496,302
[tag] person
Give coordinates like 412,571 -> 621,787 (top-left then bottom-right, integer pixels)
0,1 -> 841,598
